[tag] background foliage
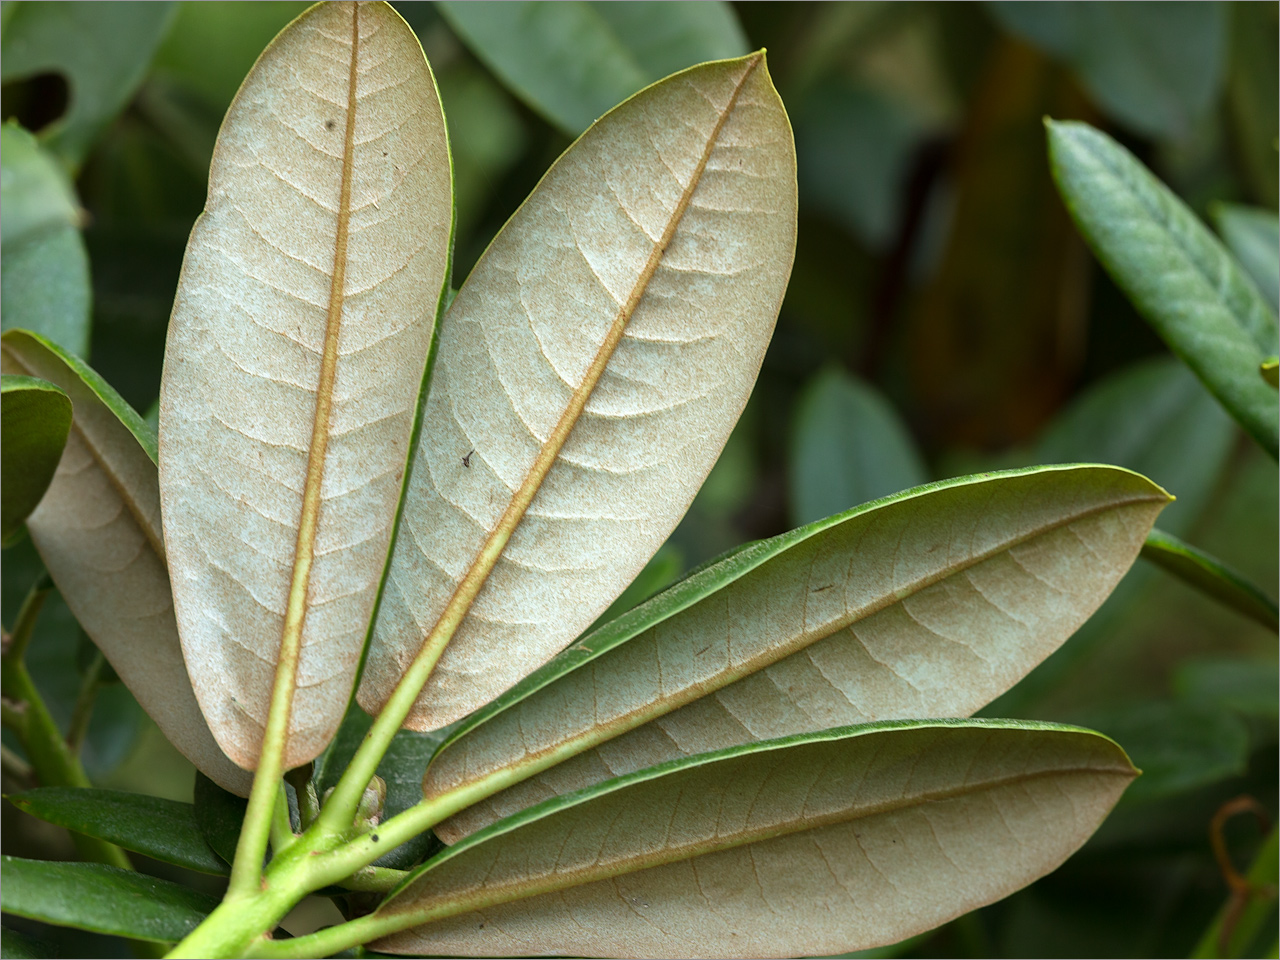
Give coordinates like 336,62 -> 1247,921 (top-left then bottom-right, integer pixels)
2,2 -> 1276,957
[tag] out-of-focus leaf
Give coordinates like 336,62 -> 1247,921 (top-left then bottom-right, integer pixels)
0,330 -> 251,795
1048,120 -> 1279,458
0,125 -> 90,357
1264,359 -> 1279,389
426,466 -> 1167,843
789,367 -> 926,525
0,374 -> 71,541
1192,826 -> 1279,960
313,706 -> 446,870
437,1 -> 749,135
9,788 -> 227,875
907,40 -> 1091,448
359,54 -> 797,733
1076,701 -> 1248,804
159,1 -> 453,770
0,123 -> 79,244
793,79 -> 927,248
0,926 -> 48,959
1141,528 -> 1278,631
0,855 -> 216,944
376,722 -> 1136,959
436,62 -> 527,235
0,2 -> 178,167
586,543 -> 683,635
1174,658 -> 1279,720
990,2 -> 1226,141
1213,204 -> 1280,313
1225,0 -> 1280,207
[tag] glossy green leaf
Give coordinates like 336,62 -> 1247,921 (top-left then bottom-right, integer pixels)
425,465 -> 1168,842
991,3 -> 1225,140
374,722 -> 1136,959
358,53 -> 797,733
1214,203 -> 1280,313
158,0 -> 454,770
0,1 -> 178,167
1074,700 -> 1248,804
437,1 -> 749,135
1,373 -> 71,541
789,367 -> 927,526
1141,527 -> 1278,631
0,855 -> 217,944
1047,120 -> 1279,458
0,125 -> 90,357
8,788 -> 226,875
0,330 -> 251,795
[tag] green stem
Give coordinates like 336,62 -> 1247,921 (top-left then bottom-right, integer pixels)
270,785 -> 296,855
0,579 -> 131,871
284,763 -> 320,829
66,649 -> 105,754
1142,528 -> 1279,632
1192,825 -> 1278,958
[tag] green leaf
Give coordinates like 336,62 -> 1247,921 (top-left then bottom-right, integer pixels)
0,330 -> 251,795
424,465 -> 1168,843
8,788 -> 227,875
1047,120 -> 1279,458
788,367 -> 927,525
991,3 -> 1225,140
0,855 -> 217,944
0,2 -> 178,167
192,772 -> 247,868
1263,358 -> 1279,389
437,1 -> 749,135
0,124 -> 90,357
1074,700 -> 1248,804
1214,204 -> 1280,313
376,721 -> 1136,958
0,925 -> 49,959
1141,527 -> 1278,631
1173,657 -> 1279,720
1,373 -> 71,541
585,543 -> 683,635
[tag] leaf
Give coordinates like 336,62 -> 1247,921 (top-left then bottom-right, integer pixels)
437,1 -> 749,136
0,2 -> 178,167
1141,527 -> 1278,631
8,787 -> 227,875
788,367 -> 927,526
357,52 -> 797,734
1214,204 -> 1280,313
990,3 -> 1226,140
425,465 -> 1168,843
586,543 -> 683,635
376,721 -> 1136,958
0,925 -> 50,959
158,0 -> 453,769
193,771 -> 247,867
1264,358 -> 1279,389
1173,657 -> 1279,720
0,855 -> 217,944
0,124 -> 91,357
1047,120 -> 1279,458
0,329 -> 252,796
1,374 -> 72,541
1072,701 -> 1248,804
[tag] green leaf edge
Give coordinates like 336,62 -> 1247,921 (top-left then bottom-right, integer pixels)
7,788 -> 229,876
1142,527 -> 1279,631
391,716 -> 1136,904
2,329 -> 156,463
429,463 -> 1170,765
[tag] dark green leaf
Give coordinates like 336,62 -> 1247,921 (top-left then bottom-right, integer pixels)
991,3 -> 1225,140
1263,358 -> 1279,389
1141,528 -> 1278,631
1047,120 -> 1279,458
192,772 -> 246,868
9,788 -> 227,875
1077,700 -> 1249,804
1173,658 -> 1279,720
0,855 -> 216,943
789,367 -> 927,525
0,2 -> 179,167
0,925 -> 49,959
1214,203 -> 1280,313
1,374 -> 71,541
437,1 -> 748,135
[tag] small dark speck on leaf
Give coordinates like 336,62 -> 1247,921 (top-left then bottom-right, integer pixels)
813,583 -> 834,592
478,923 -> 485,930
325,119 -> 336,131
462,448 -> 475,468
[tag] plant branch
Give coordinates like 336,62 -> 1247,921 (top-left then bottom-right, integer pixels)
66,648 -> 106,754
1142,528 -> 1279,631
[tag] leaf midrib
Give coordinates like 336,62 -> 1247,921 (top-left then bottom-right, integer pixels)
390,761 -> 1132,924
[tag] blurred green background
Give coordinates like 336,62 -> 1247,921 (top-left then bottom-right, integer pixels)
2,2 -> 1276,957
